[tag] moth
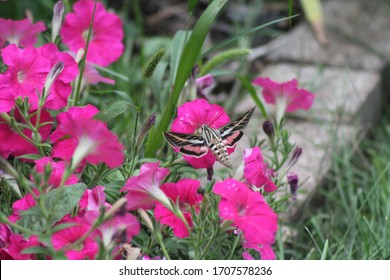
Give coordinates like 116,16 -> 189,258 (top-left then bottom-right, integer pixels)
163,107 -> 256,168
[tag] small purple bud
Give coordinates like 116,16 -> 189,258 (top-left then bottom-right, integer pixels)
262,120 -> 274,138
207,167 -> 214,181
287,172 -> 299,200
137,113 -> 156,147
289,146 -> 303,166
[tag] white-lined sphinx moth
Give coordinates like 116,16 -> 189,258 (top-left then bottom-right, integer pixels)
163,107 -> 256,168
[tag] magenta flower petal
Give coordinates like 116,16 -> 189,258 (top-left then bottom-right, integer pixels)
243,242 -> 276,260
0,72 -> 14,113
79,186 -> 111,212
6,234 -> 40,260
52,217 -> 98,260
51,118 -> 124,168
1,44 -> 51,109
60,0 -> 124,66
154,179 -> 203,238
243,147 -> 277,192
0,109 -> 53,159
0,18 -> 45,48
84,210 -> 140,245
121,162 -> 170,211
34,157 -> 78,188
252,77 -> 315,113
213,178 -> 278,245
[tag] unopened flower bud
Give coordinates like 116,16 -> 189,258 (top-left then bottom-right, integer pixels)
287,172 -> 299,200
44,61 -> 64,97
51,1 -> 64,42
262,120 -> 274,138
137,113 -> 156,147
289,146 -> 303,166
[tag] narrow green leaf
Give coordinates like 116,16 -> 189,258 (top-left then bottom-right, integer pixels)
17,183 -> 87,234
169,30 -> 191,86
95,100 -> 140,122
288,0 -> 294,26
321,239 -> 329,260
188,0 -> 198,13
145,0 -> 229,157
235,74 -> 269,120
21,246 -> 52,255
200,14 -> 300,59
16,154 -> 42,161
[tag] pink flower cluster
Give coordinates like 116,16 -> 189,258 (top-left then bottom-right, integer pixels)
1,186 -> 140,260
0,0 -> 124,159
0,1 -> 129,260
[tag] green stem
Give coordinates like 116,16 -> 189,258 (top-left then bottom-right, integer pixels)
73,0 -> 97,106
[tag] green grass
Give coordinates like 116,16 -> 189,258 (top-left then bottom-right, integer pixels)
281,119 -> 390,260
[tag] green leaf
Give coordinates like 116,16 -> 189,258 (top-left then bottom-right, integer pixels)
95,100 -> 140,122
169,30 -> 191,86
17,183 -> 87,234
21,246 -> 52,256
188,0 -> 198,13
200,14 -> 300,59
235,74 -> 269,120
16,154 -> 42,161
321,239 -> 329,260
145,0 -> 229,157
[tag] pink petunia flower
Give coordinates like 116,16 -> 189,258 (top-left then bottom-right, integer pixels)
8,190 -> 39,222
1,43 -> 78,110
79,186 -> 111,213
196,74 -> 214,99
84,210 -> 140,247
6,234 -> 40,260
121,162 -> 170,211
34,157 -> 78,188
0,109 -> 53,159
52,216 -> 99,260
243,147 -> 277,192
170,99 -> 232,169
0,18 -> 45,48
154,178 -> 203,238
50,106 -> 124,169
60,0 -> 124,66
0,224 -> 13,260
252,77 -> 314,124
213,178 -> 278,246
1,44 -> 51,110
83,62 -> 115,85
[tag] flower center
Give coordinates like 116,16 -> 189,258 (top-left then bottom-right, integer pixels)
74,243 -> 84,252
82,29 -> 94,42
17,71 -> 26,83
238,204 -> 247,216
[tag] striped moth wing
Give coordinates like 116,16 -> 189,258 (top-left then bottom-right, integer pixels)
163,131 -> 209,158
219,106 -> 256,148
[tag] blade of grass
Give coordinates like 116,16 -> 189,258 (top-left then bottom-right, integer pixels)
334,162 -> 390,257
145,0 -> 229,157
320,239 -> 329,260
200,14 -> 299,59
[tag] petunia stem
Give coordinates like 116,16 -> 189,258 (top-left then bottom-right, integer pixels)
73,0 -> 97,106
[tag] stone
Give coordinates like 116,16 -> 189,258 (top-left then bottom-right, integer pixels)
267,0 -> 390,71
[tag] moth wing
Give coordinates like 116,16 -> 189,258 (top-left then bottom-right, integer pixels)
219,107 -> 255,138
163,131 -> 208,158
222,131 -> 244,148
